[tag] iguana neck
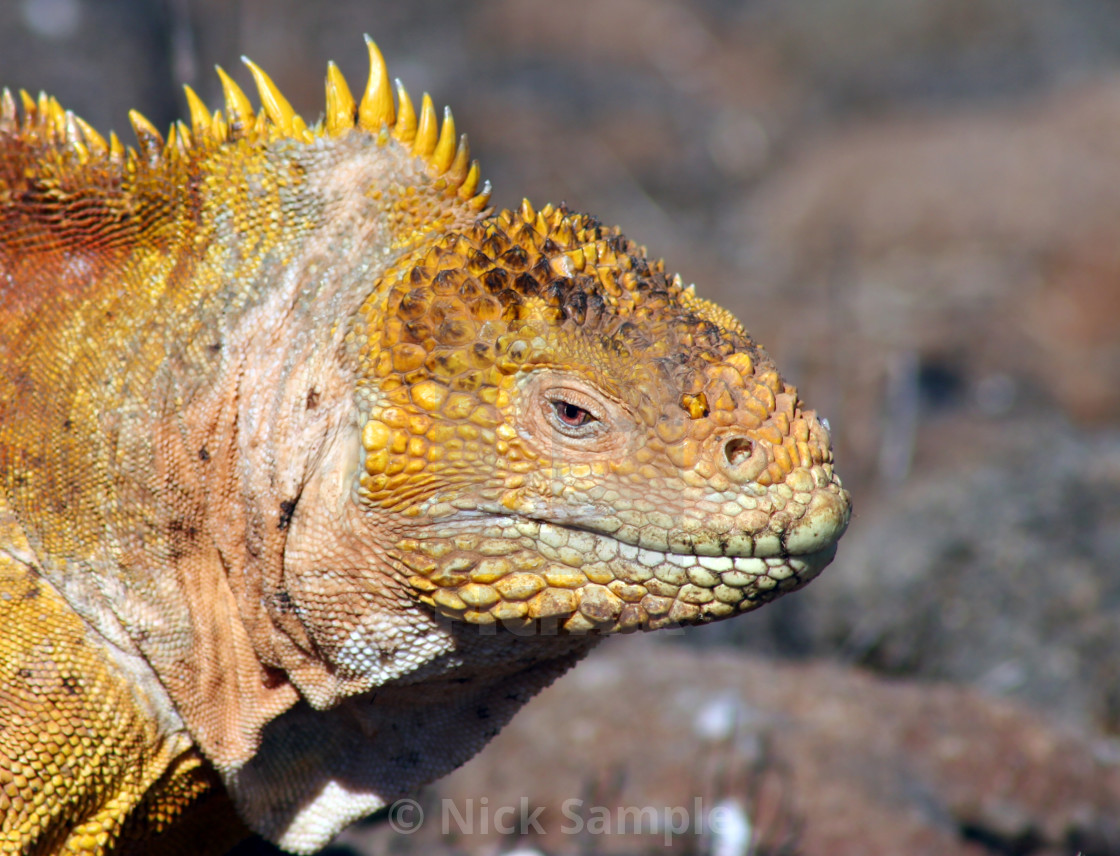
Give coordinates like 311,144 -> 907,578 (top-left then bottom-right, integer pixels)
0,124 -> 482,766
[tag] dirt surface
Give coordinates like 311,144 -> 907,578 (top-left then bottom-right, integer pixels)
4,2 -> 1120,854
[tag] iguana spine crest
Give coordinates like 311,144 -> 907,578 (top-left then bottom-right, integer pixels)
0,36 -> 489,212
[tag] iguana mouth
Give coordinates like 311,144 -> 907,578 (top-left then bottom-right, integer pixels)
396,473 -> 848,633
521,462 -> 851,559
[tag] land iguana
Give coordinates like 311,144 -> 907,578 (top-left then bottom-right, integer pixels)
0,40 -> 850,854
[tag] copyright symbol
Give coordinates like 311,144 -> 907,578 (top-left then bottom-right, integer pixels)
388,798 -> 424,834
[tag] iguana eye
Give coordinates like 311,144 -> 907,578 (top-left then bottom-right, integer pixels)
554,400 -> 594,426
544,393 -> 602,436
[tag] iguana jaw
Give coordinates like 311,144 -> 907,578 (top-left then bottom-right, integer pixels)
389,450 -> 848,633
396,518 -> 843,633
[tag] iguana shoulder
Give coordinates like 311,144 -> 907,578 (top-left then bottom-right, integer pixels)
0,493 -> 244,854
0,40 -> 849,854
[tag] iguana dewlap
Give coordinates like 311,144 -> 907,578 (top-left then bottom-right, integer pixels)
0,40 -> 850,854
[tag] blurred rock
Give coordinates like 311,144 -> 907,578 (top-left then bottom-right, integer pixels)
339,638 -> 1120,856
739,0 -> 1120,110
725,75 -> 1120,499
0,0 -> 180,133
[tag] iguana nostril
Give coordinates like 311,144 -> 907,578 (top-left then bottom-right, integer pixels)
723,437 -> 753,468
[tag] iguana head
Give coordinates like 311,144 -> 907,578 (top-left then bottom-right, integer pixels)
353,201 -> 849,634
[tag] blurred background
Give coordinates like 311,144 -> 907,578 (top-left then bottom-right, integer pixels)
3,1 -> 1120,854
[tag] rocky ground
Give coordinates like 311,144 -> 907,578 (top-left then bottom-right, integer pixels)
4,1 -> 1120,854
340,639 -> 1120,856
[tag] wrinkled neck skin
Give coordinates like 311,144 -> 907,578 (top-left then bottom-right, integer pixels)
172,139 -> 598,847
217,294 -> 597,849
2,131 -> 591,850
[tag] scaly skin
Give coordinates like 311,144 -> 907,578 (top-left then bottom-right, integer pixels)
0,41 -> 849,855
